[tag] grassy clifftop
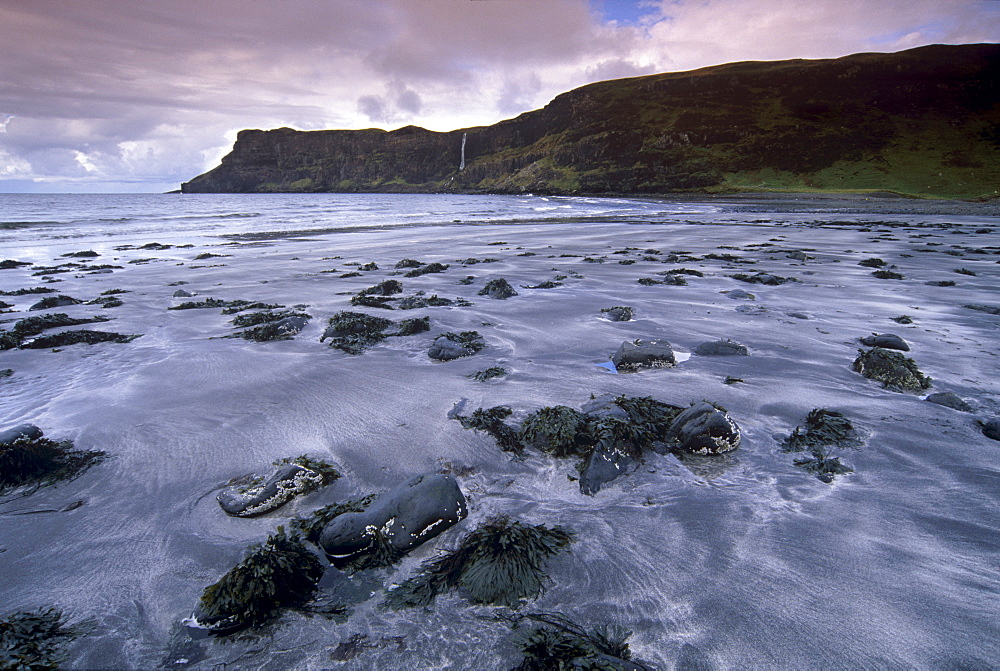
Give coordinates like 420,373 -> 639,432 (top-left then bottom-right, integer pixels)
182,44 -> 1000,200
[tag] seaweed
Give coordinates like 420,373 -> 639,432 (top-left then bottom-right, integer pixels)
0,607 -> 78,669
455,406 -> 524,454
1,314 -> 112,350
20,330 -> 141,349
636,277 -> 662,286
0,369 -> 12,379
385,516 -> 574,609
586,415 -> 651,461
613,395 -> 682,438
478,278 -> 517,299
358,279 -> 403,296
519,406 -> 591,458
230,310 -> 308,328
404,262 -> 449,277
350,295 -> 395,309
100,288 -> 128,295
892,315 -> 914,324
858,257 -> 887,267
793,449 -> 853,483
963,304 -> 1000,315
853,347 -> 931,392
522,280 -> 563,289
88,296 -> 123,308
394,258 -> 423,269
872,269 -> 904,280
0,259 -> 32,269
440,331 -> 485,354
290,494 -> 377,544
220,302 -> 282,315
392,316 -> 430,336
508,612 -> 643,671
0,287 -> 55,296
359,262 -> 379,271
0,435 -> 106,497
194,527 -> 324,633
954,268 -> 977,276
468,366 -> 508,382
781,409 -> 861,452
730,272 -> 791,285
321,311 -> 393,354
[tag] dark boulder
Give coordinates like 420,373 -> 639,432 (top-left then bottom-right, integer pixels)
428,331 -> 484,360
319,473 -> 467,563
0,423 -> 43,446
859,333 -> 910,351
579,442 -> 638,496
611,339 -> 675,371
981,418 -> 1000,441
664,402 -> 741,454
694,339 -> 748,356
601,306 -> 633,322
925,391 -> 973,413
218,462 -> 329,517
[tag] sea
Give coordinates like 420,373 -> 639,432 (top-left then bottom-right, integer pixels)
1,192 -> 999,670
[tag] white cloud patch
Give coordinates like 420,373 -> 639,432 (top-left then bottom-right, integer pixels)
0,0 -> 995,191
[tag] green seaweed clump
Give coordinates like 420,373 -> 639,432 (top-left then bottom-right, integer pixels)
468,366 -> 508,382
195,526 -> 323,633
872,269 -> 904,280
0,607 -> 78,669
358,279 -> 403,296
858,257 -> 887,268
394,258 -> 422,269
0,287 -> 55,296
853,347 -> 931,392
456,406 -> 523,454
229,310 -> 303,328
350,295 -> 394,309
892,315 -> 913,324
19,330 -> 141,349
87,296 -> 123,308
781,409 -> 861,452
794,450 -> 854,483
393,316 -> 430,336
0,435 -> 106,497
509,612 -> 646,671
321,311 -> 393,354
613,396 -> 682,438
519,406 -> 591,458
385,516 -> 574,609
440,331 -> 486,354
404,262 -> 449,278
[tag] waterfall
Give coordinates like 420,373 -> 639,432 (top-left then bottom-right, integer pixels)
459,133 -> 467,171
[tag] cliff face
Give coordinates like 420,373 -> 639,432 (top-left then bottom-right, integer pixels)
182,43 -> 1000,199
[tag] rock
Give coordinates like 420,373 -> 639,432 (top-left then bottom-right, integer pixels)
173,289 -> 194,298
601,306 -> 633,322
273,314 -> 309,334
0,423 -> 44,446
786,251 -> 810,261
981,418 -> 1000,441
611,339 -> 675,371
859,333 -> 909,351
694,340 -> 748,356
28,295 -> 82,311
319,473 -> 467,562
478,278 -> 517,299
853,347 -> 931,392
724,289 -> 755,300
665,402 -> 741,454
428,332 -> 483,360
579,442 -> 637,496
218,463 -> 327,517
786,311 -> 811,319
925,392 -> 973,412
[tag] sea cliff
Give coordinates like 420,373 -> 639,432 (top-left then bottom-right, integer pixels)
182,43 -> 1000,199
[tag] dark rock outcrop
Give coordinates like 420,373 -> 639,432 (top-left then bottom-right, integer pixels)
218,461 -> 332,517
925,391 -> 973,412
664,402 -> 741,454
319,473 -> 467,564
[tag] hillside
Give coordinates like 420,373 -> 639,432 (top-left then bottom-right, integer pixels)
181,43 -> 1000,200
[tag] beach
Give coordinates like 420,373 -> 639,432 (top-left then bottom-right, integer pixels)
1,193 -> 998,669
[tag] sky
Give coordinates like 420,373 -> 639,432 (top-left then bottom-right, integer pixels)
0,0 -> 997,193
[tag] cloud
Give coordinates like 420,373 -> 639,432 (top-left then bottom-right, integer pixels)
0,0 -> 995,191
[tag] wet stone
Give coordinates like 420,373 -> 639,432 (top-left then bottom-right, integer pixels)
611,339 -> 675,372
319,473 -> 467,564
665,402 -> 741,455
694,340 -> 748,356
859,333 -> 910,351
218,463 -> 326,517
925,392 -> 973,413
0,423 -> 44,447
